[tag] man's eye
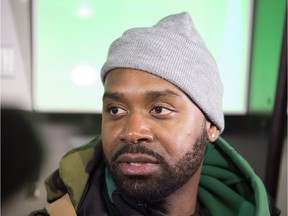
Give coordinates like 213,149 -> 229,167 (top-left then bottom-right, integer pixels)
109,107 -> 126,115
151,106 -> 171,115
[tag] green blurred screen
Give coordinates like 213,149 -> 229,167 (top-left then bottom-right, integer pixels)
33,0 -> 253,114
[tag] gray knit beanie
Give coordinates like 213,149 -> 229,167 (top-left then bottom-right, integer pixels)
101,12 -> 224,132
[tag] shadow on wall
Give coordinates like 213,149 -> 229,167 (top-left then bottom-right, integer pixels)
1,107 -> 45,205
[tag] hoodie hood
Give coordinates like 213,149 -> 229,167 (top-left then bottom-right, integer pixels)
198,136 -> 270,216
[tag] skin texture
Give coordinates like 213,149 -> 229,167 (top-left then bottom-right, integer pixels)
102,68 -> 220,215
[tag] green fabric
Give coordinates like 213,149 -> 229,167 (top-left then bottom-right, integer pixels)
198,137 -> 270,216
105,167 -> 117,202
41,136 -> 271,215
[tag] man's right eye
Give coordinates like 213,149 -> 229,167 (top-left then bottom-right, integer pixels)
108,107 -> 126,115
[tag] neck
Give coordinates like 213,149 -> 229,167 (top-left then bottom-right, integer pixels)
150,163 -> 203,216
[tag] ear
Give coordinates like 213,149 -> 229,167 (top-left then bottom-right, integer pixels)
206,121 -> 220,142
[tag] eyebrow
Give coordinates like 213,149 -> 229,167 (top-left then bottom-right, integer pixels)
102,92 -> 122,101
145,90 -> 181,100
102,90 -> 181,101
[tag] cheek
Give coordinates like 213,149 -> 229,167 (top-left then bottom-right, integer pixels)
101,121 -> 122,162
156,128 -> 196,161
171,132 -> 197,155
158,116 -> 205,157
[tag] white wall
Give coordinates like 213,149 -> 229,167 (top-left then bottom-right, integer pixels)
1,0 -> 45,215
1,0 -> 32,109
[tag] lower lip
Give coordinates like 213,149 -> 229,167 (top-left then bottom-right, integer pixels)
118,162 -> 160,175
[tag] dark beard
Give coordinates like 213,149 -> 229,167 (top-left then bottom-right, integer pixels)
105,127 -> 207,205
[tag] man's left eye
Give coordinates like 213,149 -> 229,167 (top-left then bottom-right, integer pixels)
151,106 -> 172,115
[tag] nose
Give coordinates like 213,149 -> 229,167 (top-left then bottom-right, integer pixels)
119,113 -> 154,144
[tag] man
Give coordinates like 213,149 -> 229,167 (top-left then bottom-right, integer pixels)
30,12 -> 278,216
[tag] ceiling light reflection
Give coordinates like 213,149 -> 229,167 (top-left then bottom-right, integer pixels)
76,7 -> 92,18
72,65 -> 97,86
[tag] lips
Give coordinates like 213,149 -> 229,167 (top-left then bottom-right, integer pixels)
117,154 -> 159,164
115,153 -> 160,175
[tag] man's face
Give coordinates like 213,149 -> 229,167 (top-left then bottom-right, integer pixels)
102,69 -> 209,204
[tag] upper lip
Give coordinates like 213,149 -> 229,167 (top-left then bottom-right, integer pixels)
116,153 -> 159,164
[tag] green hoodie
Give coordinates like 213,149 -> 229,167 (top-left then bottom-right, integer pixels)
198,137 -> 270,215
34,136 -> 277,216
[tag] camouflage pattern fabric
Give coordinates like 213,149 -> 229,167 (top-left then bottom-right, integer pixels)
44,136 -> 102,210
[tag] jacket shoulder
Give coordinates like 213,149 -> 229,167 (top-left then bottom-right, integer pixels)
45,136 -> 103,209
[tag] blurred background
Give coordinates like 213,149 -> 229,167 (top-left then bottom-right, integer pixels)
1,0 -> 287,215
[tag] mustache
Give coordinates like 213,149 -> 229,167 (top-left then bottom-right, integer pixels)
111,144 -> 164,163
